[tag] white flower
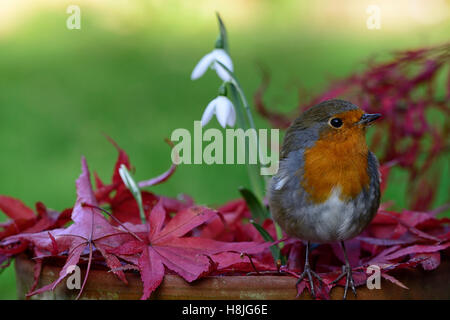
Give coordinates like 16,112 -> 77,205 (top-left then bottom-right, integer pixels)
201,96 -> 236,128
191,48 -> 233,82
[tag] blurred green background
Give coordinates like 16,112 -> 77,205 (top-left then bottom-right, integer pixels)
0,0 -> 449,299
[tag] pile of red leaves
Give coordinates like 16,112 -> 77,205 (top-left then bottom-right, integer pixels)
1,140 -> 449,299
1,44 -> 449,300
0,143 -> 270,300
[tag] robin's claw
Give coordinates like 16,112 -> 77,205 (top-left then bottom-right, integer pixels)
331,264 -> 357,300
296,264 -> 324,299
295,241 -> 324,299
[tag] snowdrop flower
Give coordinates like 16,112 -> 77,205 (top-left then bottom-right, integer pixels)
191,48 -> 233,82
201,95 -> 236,128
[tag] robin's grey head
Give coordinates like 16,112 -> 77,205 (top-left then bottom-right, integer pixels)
280,99 -> 381,159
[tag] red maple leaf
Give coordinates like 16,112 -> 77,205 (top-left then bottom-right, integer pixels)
110,200 -> 269,300
0,196 -> 37,239
4,157 -> 136,298
94,137 -> 177,224
0,196 -> 71,243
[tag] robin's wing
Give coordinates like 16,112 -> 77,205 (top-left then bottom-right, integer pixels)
280,127 -> 318,160
366,151 -> 381,216
271,147 -> 305,191
276,124 -> 319,190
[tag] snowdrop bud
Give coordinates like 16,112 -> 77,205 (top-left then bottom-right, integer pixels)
118,165 -> 139,196
215,36 -> 224,50
218,83 -> 228,96
200,96 -> 236,128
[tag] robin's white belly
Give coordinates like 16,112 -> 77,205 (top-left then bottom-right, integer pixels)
284,187 -> 370,243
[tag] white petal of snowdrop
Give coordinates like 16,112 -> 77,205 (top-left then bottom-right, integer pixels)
211,49 -> 233,81
215,96 -> 233,128
226,102 -> 236,127
191,49 -> 233,81
200,96 -> 236,128
200,99 -> 217,127
191,52 -> 215,80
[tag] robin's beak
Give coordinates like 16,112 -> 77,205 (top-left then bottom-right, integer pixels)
358,113 -> 381,126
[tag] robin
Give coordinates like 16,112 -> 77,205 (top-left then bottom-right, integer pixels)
268,99 -> 381,299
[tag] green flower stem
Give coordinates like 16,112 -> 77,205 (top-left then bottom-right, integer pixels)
215,14 -> 283,246
219,63 -> 266,201
221,65 -> 285,246
228,84 -> 265,202
226,70 -> 284,248
218,62 -> 255,129
229,83 -> 249,129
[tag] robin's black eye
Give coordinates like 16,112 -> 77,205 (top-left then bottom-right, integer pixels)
329,118 -> 343,128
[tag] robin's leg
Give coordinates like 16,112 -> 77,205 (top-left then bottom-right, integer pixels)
331,241 -> 357,299
296,241 -> 323,298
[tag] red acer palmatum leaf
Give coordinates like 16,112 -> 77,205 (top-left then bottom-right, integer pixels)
110,189 -> 158,225
15,157 -> 136,298
0,195 -> 35,221
110,200 -> 270,300
105,135 -> 132,187
159,195 -> 194,214
199,199 -> 248,241
138,163 -> 176,188
94,136 -> 131,206
330,239 -> 361,267
0,196 -> 36,239
381,273 -> 409,289
210,251 -> 275,274
22,203 -> 71,234
417,252 -> 441,271
381,243 -> 450,261
0,198 -> 71,251
356,236 -> 413,246
379,211 -> 441,242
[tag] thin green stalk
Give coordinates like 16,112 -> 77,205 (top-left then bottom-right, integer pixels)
229,83 -> 249,129
229,83 -> 265,201
118,164 -> 146,224
224,65 -> 284,244
215,13 -> 283,246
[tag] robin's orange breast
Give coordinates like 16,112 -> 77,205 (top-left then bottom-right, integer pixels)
299,111 -> 370,204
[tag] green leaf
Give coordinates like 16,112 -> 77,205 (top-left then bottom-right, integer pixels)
215,12 -> 229,52
239,187 -> 269,223
229,85 -> 265,202
250,220 -> 274,242
118,164 -> 146,224
228,82 -> 249,129
250,221 -> 285,265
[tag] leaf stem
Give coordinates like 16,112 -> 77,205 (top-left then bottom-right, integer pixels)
82,202 -> 144,242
